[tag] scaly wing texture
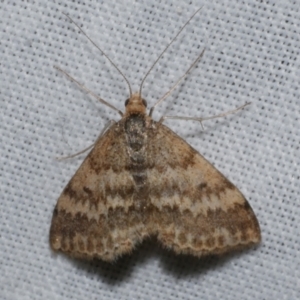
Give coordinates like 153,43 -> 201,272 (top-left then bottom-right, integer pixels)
50,121 -> 155,261
50,119 -> 261,261
146,123 -> 261,256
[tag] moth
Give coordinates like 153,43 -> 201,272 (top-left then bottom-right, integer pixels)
50,8 -> 261,262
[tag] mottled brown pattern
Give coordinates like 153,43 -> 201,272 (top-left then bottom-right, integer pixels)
50,200 -> 260,260
50,93 -> 261,262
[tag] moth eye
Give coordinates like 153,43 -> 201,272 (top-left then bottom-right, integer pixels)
142,99 -> 147,107
124,99 -> 130,106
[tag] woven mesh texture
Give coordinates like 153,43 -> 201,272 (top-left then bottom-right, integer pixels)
1,0 -> 299,299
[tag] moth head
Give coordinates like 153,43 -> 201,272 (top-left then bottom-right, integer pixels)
124,93 -> 147,115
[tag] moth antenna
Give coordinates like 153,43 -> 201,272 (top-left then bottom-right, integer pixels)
62,12 -> 132,98
139,6 -> 203,98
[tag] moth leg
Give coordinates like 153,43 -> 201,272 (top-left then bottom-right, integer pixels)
54,65 -> 123,116
149,48 -> 205,117
158,102 -> 251,130
56,120 -> 116,160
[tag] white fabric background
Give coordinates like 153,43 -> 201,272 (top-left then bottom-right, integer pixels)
1,0 -> 299,299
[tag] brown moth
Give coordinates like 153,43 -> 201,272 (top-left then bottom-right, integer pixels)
50,8 -> 261,262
